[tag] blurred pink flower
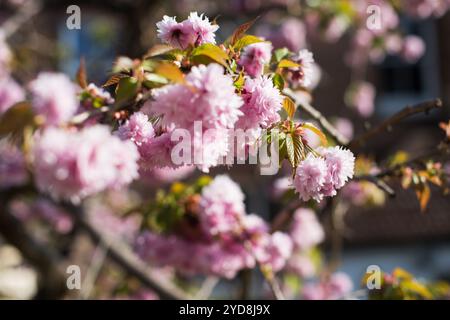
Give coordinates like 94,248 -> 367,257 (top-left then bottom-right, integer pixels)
32,125 -> 139,202
255,232 -> 293,272
199,175 -> 246,237
0,140 -> 28,189
29,72 -> 79,126
289,208 -> 324,250
302,272 -> 353,300
238,42 -> 272,78
347,81 -> 376,118
257,18 -> 306,52
150,165 -> 195,184
401,35 -> 426,63
287,253 -> 316,278
333,118 -> 354,140
0,77 -> 25,114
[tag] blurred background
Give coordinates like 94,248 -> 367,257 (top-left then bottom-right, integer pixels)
1,0 -> 450,299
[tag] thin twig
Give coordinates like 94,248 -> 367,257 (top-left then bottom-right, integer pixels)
349,99 -> 443,149
356,145 -> 449,181
194,277 -> 220,300
284,88 -> 350,146
362,176 -> 396,197
80,240 -> 110,299
265,276 -> 285,300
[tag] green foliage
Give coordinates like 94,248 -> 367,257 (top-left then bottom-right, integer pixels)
272,73 -> 285,91
115,77 -> 139,102
273,48 -> 290,63
190,43 -> 229,67
233,35 -> 264,51
143,176 -> 213,233
364,268 -> 449,300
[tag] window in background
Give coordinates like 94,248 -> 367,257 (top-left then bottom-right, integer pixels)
376,17 -> 441,118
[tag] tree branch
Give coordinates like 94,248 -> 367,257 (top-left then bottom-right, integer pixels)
349,99 -> 443,149
67,205 -> 191,300
284,88 -> 350,146
1,0 -> 43,39
0,196 -> 67,299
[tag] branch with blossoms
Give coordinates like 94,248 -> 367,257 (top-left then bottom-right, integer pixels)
1,5 -> 449,300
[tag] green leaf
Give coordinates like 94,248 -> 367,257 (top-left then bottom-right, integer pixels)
401,281 -> 433,299
0,102 -> 34,139
283,96 -> 296,119
154,62 -> 185,83
292,134 -> 305,165
274,48 -> 290,63
230,16 -> 259,46
233,35 -> 264,51
115,77 -> 138,102
191,43 -> 229,67
102,74 -> 127,87
286,133 -> 295,167
143,73 -> 169,88
278,59 -> 300,68
234,71 -> 245,89
272,73 -> 285,91
145,44 -> 176,58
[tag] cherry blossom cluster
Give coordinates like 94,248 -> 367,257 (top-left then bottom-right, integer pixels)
156,12 -> 219,49
135,175 -> 293,278
32,125 -> 139,202
293,147 -> 355,202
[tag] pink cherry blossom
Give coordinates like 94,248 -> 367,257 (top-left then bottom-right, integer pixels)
156,15 -> 193,50
156,13 -> 218,49
321,146 -> 355,190
183,12 -> 219,46
293,154 -> 328,202
117,112 -> 155,146
288,49 -> 315,88
236,75 -> 283,131
150,63 -> 243,130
